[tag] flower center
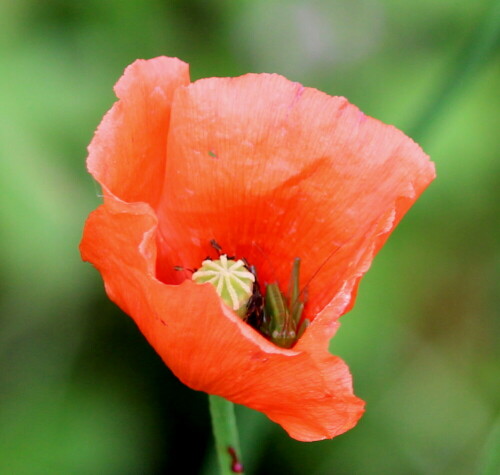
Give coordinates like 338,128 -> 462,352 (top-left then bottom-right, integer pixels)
191,249 -> 309,349
192,255 -> 255,317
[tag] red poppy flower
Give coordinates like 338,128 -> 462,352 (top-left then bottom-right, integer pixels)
80,56 -> 435,442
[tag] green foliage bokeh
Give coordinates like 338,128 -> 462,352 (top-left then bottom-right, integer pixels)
0,1 -> 498,474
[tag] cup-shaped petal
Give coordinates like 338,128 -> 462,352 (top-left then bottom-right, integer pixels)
81,57 -> 435,441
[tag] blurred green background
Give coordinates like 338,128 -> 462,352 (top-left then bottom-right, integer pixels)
1,0 -> 499,474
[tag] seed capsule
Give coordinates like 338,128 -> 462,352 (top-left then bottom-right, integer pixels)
192,254 -> 255,317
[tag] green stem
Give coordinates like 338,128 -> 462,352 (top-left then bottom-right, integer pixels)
208,395 -> 244,475
410,0 -> 500,143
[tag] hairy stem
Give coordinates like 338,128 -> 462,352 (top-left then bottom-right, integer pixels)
208,395 -> 244,475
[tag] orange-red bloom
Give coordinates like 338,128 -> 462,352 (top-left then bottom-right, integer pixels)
80,57 -> 435,442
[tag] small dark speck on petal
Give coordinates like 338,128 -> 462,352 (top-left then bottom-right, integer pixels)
208,150 -> 218,159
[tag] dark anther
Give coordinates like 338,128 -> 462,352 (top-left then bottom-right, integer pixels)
173,266 -> 195,273
209,239 -> 235,260
244,264 -> 265,329
210,239 -> 223,254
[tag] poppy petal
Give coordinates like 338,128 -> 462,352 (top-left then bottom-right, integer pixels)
81,198 -> 365,441
88,57 -> 190,207
82,58 -> 436,442
156,73 -> 435,329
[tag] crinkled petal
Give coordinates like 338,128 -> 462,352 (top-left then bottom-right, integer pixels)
88,57 -> 190,207
157,73 -> 435,333
80,199 -> 365,441
82,59 -> 436,441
